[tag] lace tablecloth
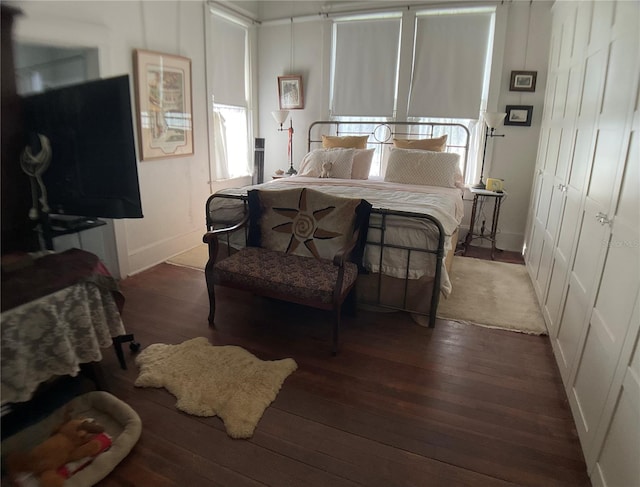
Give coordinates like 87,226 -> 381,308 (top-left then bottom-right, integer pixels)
1,249 -> 126,405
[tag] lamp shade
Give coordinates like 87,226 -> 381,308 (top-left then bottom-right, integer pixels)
271,110 -> 289,125
483,111 -> 506,129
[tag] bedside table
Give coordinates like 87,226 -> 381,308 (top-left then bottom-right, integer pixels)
463,187 -> 506,260
272,174 -> 289,179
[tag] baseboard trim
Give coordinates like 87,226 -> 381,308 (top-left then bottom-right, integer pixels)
127,229 -> 203,277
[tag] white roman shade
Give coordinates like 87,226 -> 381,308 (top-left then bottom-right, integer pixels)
408,12 -> 492,119
210,14 -> 247,107
331,17 -> 401,117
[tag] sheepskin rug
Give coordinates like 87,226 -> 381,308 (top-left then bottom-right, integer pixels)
134,337 -> 297,439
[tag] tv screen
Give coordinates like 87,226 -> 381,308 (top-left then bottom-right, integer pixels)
21,75 -> 143,219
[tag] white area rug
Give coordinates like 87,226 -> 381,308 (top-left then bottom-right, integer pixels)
166,244 -> 208,270
437,257 -> 547,335
134,337 -> 297,438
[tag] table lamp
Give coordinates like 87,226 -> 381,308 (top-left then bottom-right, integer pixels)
473,111 -> 506,189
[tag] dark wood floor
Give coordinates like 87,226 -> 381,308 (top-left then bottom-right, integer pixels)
94,262 -> 589,487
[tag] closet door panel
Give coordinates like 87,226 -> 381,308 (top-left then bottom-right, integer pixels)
545,184 -> 565,242
572,2 -> 592,59
600,36 -> 636,119
537,238 -> 554,299
564,68 -> 582,120
586,129 -> 623,207
588,1 -> 614,48
613,0 -> 639,33
552,73 -> 569,120
614,131 -> 638,231
544,256 -> 568,334
557,188 -> 580,260
578,50 -> 605,121
555,127 -> 574,180
572,203 -> 609,293
544,127 -> 562,175
568,128 -> 593,191
527,226 -> 545,297
556,278 -> 589,381
572,314 -> 619,439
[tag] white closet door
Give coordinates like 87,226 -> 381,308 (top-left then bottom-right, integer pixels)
552,16 -> 612,383
570,129 -> 639,448
565,4 -> 639,449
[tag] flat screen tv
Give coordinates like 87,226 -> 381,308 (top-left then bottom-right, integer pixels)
21,75 -> 143,220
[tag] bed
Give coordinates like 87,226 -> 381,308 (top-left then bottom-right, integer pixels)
206,120 -> 470,326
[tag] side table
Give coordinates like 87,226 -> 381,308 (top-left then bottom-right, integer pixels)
463,187 -> 506,260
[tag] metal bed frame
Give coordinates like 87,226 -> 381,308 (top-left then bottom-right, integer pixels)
206,120 -> 470,327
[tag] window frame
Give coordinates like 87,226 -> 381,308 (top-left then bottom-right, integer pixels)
205,5 -> 256,186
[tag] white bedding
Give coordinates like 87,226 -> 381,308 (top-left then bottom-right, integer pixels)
212,176 -> 463,296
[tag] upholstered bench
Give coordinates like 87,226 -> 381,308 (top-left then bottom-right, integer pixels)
203,187 -> 371,355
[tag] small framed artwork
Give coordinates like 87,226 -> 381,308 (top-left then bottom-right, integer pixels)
133,49 -> 194,161
278,75 -> 304,110
504,105 -> 533,126
509,70 -> 537,92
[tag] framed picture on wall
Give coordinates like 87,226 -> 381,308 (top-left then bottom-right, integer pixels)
278,75 -> 304,110
133,49 -> 194,161
509,70 -> 537,92
504,105 -> 533,126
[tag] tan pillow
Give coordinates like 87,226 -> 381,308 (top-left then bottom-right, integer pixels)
393,134 -> 448,152
384,148 -> 460,188
351,149 -> 375,180
322,135 -> 369,149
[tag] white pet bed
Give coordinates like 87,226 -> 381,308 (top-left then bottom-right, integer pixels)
2,391 -> 141,486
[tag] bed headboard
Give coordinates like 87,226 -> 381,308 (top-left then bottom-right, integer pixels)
307,120 -> 471,177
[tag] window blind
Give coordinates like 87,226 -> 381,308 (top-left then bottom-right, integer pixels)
331,17 -> 401,117
210,15 -> 247,107
408,13 -> 492,119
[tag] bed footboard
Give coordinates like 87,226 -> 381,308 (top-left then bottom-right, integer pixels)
362,208 -> 444,327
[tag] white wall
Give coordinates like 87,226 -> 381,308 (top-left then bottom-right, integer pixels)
257,1 -> 552,252
13,0 -> 214,277
487,0 -> 551,252
9,0 -> 552,278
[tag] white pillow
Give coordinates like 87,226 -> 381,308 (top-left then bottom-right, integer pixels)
384,148 -> 461,188
351,149 -> 375,180
298,148 -> 354,179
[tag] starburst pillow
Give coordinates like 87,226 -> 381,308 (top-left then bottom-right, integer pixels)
247,188 -> 370,262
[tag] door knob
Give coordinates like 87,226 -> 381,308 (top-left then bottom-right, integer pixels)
595,212 -> 612,226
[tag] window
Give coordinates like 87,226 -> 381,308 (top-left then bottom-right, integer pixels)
212,104 -> 249,179
330,14 -> 402,118
207,10 -> 252,180
330,7 -> 495,181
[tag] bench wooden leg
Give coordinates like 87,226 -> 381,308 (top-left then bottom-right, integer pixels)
204,265 -> 216,326
332,306 -> 341,356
